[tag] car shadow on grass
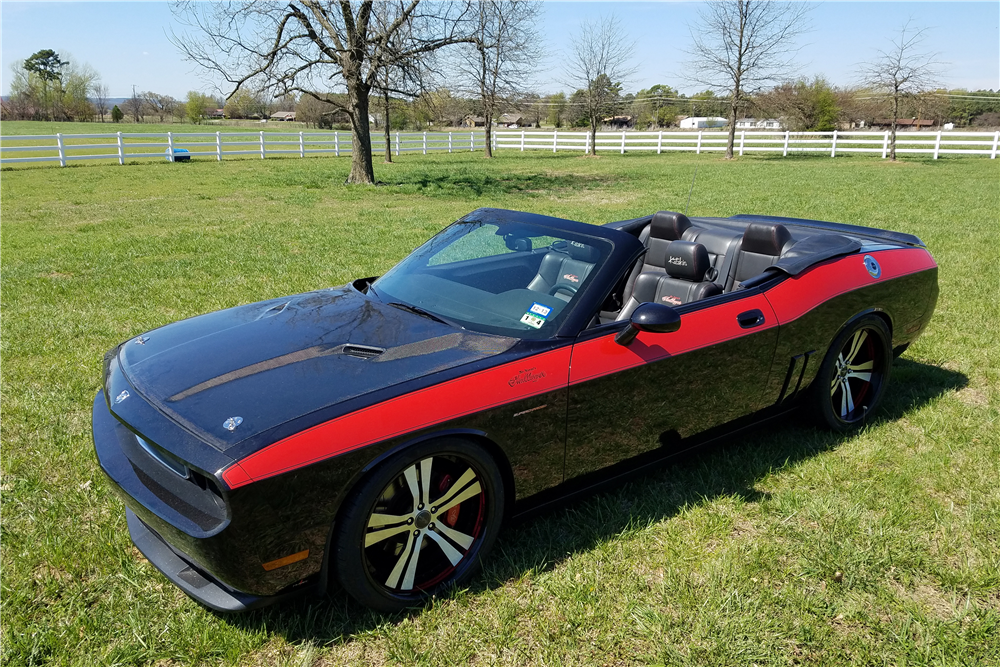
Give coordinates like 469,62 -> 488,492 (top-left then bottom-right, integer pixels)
219,357 -> 966,643
383,170 -> 610,199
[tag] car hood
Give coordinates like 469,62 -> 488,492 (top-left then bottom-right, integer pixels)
116,285 -> 516,451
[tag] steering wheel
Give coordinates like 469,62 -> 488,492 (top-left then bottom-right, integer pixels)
549,284 -> 579,297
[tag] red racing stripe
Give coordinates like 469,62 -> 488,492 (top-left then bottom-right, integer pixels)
223,347 -> 572,488
569,293 -> 777,385
765,247 -> 936,323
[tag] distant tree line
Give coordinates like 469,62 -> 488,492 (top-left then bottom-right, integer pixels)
3,47 -> 996,135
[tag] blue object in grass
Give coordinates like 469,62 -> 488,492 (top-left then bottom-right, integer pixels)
166,148 -> 191,162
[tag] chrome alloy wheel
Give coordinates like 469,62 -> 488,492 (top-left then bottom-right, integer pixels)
830,328 -> 878,421
363,455 -> 486,593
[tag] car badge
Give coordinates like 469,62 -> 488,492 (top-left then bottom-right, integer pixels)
863,255 -> 882,279
114,390 -> 130,404
223,416 -> 244,432
134,335 -> 149,345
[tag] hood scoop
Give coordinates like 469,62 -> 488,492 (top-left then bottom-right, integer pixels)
256,301 -> 291,320
341,344 -> 385,359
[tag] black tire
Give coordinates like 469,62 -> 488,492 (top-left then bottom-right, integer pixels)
811,315 -> 892,432
332,438 -> 504,612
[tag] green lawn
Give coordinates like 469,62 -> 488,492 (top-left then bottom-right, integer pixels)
1,147 -> 998,666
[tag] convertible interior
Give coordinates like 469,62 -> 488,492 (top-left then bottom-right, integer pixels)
374,212 -> 863,336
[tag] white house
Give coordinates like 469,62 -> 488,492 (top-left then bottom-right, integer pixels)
679,116 -> 728,129
735,118 -> 783,130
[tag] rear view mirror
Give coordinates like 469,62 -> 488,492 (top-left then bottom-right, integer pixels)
615,302 -> 681,346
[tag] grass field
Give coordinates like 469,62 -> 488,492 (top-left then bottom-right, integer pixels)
1,144 -> 998,666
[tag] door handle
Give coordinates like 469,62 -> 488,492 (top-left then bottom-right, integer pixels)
737,309 -> 766,329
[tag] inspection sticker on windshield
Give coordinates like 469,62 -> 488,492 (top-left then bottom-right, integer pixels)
520,302 -> 552,329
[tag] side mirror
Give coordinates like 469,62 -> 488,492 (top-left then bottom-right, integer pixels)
615,302 -> 681,346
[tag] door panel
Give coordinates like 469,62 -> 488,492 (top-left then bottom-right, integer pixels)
565,294 -> 779,481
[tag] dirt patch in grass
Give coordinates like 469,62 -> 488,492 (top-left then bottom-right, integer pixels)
955,386 -> 991,408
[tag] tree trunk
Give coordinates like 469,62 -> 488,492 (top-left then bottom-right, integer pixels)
889,89 -> 899,161
589,117 -> 598,156
726,97 -> 738,159
483,107 -> 493,158
382,88 -> 392,163
347,81 -> 376,184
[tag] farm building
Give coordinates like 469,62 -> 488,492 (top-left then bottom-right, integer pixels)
679,116 -> 728,129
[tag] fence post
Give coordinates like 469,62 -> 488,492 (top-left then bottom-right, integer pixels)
448,131 -> 452,153
620,130 -> 626,154
422,131 -> 427,155
473,131 -> 477,152
56,133 -> 66,167
167,131 -> 175,162
117,131 -> 125,165
586,132 -> 591,154
299,131 -> 305,158
657,130 -> 663,154
739,130 -> 745,156
490,131 -> 495,152
553,129 -> 558,153
216,131 -> 222,161
696,131 -> 703,155
882,131 -> 889,159
830,130 -> 838,158
335,131 -> 340,157
992,131 -> 999,159
783,130 -> 789,157
395,132 -> 400,156
260,131 -> 266,159
520,130 -> 525,152
933,131 -> 942,159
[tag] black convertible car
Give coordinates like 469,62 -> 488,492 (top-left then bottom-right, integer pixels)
93,208 -> 938,612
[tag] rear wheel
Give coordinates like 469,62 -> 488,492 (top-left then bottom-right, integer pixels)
811,315 -> 892,432
333,438 -> 504,612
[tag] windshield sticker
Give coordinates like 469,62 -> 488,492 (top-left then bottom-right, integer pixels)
520,303 -> 552,329
529,302 -> 552,317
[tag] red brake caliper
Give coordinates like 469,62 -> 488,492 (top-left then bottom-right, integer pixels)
439,474 -> 460,526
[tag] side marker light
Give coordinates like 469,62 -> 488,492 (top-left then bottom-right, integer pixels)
262,550 -> 310,571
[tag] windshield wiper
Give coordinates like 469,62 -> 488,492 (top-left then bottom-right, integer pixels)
387,302 -> 455,326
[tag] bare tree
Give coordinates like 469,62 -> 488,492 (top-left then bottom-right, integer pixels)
370,4 -> 430,163
564,15 -> 636,156
860,21 -> 942,161
124,85 -> 145,123
454,0 -> 542,157
684,1 -> 809,159
171,1 -> 473,184
93,82 -> 110,122
143,92 -> 180,122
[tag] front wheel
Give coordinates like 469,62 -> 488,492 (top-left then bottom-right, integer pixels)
810,315 -> 892,432
333,438 -> 504,612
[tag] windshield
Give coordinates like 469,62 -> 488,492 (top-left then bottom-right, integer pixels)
373,218 -> 613,338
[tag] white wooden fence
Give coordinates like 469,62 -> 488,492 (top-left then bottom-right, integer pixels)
493,129 -> 1000,159
1,128 -> 997,167
0,130 -> 485,166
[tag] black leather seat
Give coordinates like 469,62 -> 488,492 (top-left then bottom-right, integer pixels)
726,222 -> 795,291
620,211 -> 693,303
619,241 -> 722,318
527,240 -> 600,301
681,226 -> 742,289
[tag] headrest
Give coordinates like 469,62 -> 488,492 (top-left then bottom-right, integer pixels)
741,222 -> 792,255
665,241 -> 710,281
552,240 -> 600,263
650,211 -> 692,240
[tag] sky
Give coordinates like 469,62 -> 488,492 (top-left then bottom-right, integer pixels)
1,1 -> 997,100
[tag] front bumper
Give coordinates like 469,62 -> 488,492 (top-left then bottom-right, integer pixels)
126,508 -> 310,612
